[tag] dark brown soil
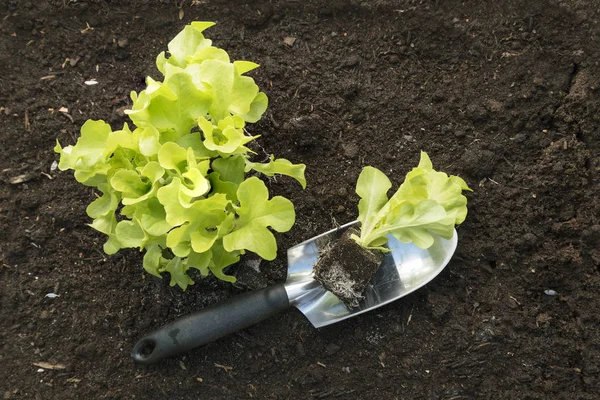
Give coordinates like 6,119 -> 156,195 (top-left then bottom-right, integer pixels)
314,228 -> 384,308
1,1 -> 599,399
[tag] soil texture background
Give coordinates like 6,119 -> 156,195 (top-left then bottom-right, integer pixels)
1,0 -> 599,399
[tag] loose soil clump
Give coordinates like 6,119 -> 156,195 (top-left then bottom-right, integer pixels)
313,228 -> 384,308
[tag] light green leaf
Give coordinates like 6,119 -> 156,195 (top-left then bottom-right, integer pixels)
86,184 -> 119,219
176,133 -> 217,159
158,142 -> 188,172
199,116 -> 257,156
115,219 -> 146,248
138,198 -> 172,237
165,257 -> 194,290
245,156 -> 306,189
104,123 -> 137,157
103,236 -> 122,255
157,178 -> 189,226
187,250 -> 211,276
199,59 -> 265,122
385,200 -> 456,248
126,71 -> 212,139
222,177 -> 295,260
166,22 -> 215,68
181,167 -> 210,198
166,225 -> 193,257
165,194 -> 229,256
186,46 -> 230,64
89,212 -> 117,236
156,51 -> 167,75
212,155 -> 245,185
137,126 -> 161,157
355,166 -> 391,243
55,120 -> 113,184
233,61 -> 259,75
208,172 -> 238,202
209,241 -> 238,283
143,243 -> 164,278
110,170 -> 155,206
141,161 -> 165,183
388,151 -> 471,224
240,92 -> 268,123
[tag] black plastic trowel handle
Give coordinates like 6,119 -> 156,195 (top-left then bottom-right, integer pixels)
131,284 -> 290,364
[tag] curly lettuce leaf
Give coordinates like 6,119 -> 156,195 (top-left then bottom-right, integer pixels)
223,177 -> 295,260
245,155 -> 307,189
126,72 -> 212,140
198,115 -> 258,156
355,151 -> 471,249
54,120 -> 113,184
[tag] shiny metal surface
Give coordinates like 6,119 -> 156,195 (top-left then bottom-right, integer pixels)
285,221 -> 458,328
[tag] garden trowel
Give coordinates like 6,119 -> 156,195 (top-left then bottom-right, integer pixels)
131,221 -> 457,364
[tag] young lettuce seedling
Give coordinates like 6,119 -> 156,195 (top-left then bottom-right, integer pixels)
314,151 -> 471,307
54,22 -> 305,289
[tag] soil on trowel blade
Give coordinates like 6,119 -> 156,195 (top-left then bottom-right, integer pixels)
314,228 -> 384,308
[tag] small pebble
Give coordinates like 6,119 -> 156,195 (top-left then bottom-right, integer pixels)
544,290 -> 557,296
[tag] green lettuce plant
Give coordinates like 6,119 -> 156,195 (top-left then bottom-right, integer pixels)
353,151 -> 471,250
54,22 -> 306,289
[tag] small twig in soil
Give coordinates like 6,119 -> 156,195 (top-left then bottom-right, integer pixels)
214,363 -> 233,372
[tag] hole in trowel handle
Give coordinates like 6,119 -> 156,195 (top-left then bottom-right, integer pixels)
131,338 -> 156,362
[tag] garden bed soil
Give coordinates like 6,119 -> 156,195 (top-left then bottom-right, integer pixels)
1,1 -> 599,399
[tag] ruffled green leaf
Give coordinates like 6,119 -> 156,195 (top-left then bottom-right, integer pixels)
208,172 -> 238,202
143,243 -> 164,278
176,133 -> 217,159
212,155 -> 245,185
355,166 -> 391,245
115,219 -> 146,248
199,59 -> 266,122
86,184 -> 119,219
126,72 -> 212,140
208,241 -> 239,283
138,198 -> 172,237
156,178 -> 189,227
240,92 -> 268,123
54,120 -> 113,184
158,142 -> 188,172
245,156 -> 306,189
198,116 -> 257,156
165,257 -> 194,290
186,46 -> 230,64
165,194 -> 229,257
137,126 -> 161,157
389,151 -> 472,225
187,250 -> 211,276
223,177 -> 295,260
165,21 -> 215,68
355,152 -> 471,249
110,169 -> 159,206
